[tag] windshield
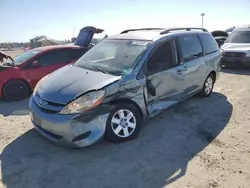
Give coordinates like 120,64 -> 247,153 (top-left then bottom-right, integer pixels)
75,39 -> 150,76
11,50 -> 41,65
226,31 -> 250,43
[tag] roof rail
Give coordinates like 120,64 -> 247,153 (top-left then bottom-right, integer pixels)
160,27 -> 208,35
120,28 -> 165,34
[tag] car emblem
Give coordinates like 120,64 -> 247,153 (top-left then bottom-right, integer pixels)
37,98 -> 48,107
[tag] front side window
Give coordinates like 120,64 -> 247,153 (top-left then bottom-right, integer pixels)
33,51 -> 59,66
75,39 -> 150,76
200,34 -> 219,55
12,50 -> 41,65
178,35 -> 203,62
225,31 -> 250,43
146,41 -> 176,74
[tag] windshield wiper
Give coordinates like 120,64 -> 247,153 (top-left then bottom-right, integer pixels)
92,66 -> 109,74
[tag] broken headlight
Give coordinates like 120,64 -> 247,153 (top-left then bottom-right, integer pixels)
59,90 -> 105,114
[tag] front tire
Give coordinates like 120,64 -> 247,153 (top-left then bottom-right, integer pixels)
200,73 -> 215,97
3,80 -> 30,101
105,103 -> 142,143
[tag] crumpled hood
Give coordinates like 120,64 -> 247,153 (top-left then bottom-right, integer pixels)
38,65 -> 121,104
221,43 -> 250,52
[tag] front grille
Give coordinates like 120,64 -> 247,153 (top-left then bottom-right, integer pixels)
39,107 -> 58,114
223,52 -> 246,57
34,93 -> 65,113
46,100 -> 65,107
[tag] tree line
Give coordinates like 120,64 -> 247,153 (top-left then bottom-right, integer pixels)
0,42 -> 30,49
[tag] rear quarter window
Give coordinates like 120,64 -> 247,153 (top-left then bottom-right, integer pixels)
200,34 -> 219,55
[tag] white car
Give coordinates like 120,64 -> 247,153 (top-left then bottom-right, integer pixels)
221,25 -> 250,67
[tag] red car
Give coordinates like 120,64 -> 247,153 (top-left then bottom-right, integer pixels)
0,26 -> 104,101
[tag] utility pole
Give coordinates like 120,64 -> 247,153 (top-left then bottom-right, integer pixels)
201,13 -> 205,28
73,26 -> 75,38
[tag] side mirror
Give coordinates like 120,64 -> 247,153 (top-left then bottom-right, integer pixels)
146,77 -> 156,96
32,61 -> 39,68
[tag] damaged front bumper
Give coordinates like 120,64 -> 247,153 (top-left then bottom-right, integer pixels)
29,97 -> 114,147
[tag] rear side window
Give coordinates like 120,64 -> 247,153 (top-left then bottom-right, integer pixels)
23,49 -> 85,69
35,51 -> 59,66
178,35 -> 203,62
68,48 -> 86,59
200,34 -> 219,55
56,48 -> 86,64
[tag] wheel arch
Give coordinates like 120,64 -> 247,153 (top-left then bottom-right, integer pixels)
110,98 -> 144,120
210,70 -> 217,82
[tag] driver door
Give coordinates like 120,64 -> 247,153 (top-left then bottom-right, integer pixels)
21,50 -> 62,89
143,40 -> 186,117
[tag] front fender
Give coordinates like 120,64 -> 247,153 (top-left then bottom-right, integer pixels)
103,78 -> 148,120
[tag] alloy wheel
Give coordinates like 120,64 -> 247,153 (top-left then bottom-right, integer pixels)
111,109 -> 137,138
204,77 -> 213,95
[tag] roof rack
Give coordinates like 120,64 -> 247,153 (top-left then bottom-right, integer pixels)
160,27 -> 208,35
120,28 -> 166,34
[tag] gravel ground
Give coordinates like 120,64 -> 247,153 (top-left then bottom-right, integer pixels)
0,51 -> 250,188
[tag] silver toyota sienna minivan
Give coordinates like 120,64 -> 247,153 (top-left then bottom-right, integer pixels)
29,27 -> 221,147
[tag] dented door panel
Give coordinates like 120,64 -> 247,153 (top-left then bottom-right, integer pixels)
144,67 -> 185,117
181,58 -> 206,99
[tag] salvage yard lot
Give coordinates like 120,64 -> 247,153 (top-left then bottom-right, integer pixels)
0,51 -> 250,188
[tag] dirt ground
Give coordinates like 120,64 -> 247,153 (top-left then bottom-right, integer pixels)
2,50 -> 24,59
0,51 -> 250,188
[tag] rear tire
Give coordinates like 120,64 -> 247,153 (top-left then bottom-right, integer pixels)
200,73 -> 215,97
3,80 -> 30,101
105,103 -> 142,143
